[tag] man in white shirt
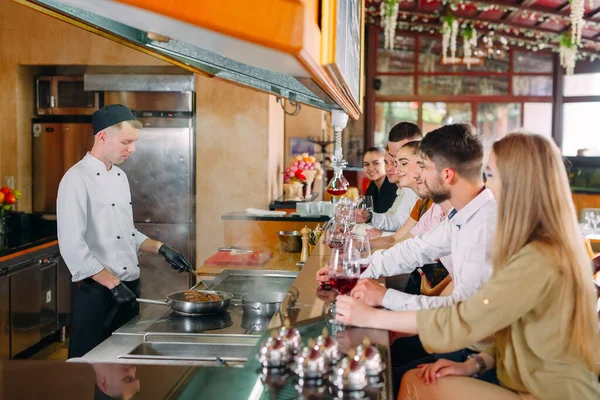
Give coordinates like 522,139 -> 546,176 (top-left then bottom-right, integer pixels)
356,122 -> 422,232
57,104 -> 192,358
353,123 -> 496,312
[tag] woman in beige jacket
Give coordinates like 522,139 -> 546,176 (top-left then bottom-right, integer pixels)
335,133 -> 600,400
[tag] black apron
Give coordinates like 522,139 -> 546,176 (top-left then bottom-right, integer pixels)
68,278 -> 140,359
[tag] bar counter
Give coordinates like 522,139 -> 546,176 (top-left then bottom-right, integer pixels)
71,239 -> 393,399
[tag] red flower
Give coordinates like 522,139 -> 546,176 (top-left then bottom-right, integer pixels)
295,169 -> 306,180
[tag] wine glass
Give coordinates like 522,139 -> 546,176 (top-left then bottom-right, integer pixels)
350,234 -> 372,274
358,195 -> 374,213
325,222 -> 346,249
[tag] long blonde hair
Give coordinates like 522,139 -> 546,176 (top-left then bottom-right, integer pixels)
492,134 -> 599,372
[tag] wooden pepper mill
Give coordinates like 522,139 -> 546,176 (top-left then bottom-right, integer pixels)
300,225 -> 311,263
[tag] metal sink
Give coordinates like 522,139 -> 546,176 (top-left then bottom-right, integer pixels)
119,342 -> 255,365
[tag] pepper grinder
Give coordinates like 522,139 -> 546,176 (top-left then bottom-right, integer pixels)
300,226 -> 311,263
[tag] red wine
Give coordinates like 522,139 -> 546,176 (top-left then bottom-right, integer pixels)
359,261 -> 369,274
327,188 -> 347,196
329,277 -> 358,295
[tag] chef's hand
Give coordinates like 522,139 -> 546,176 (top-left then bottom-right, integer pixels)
110,282 -> 136,304
351,279 -> 386,307
159,244 -> 193,273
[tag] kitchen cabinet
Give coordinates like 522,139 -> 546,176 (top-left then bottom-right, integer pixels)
10,263 -> 42,357
0,274 -> 9,359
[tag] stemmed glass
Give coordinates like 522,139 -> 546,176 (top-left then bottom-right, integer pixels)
356,195 -> 374,213
346,233 -> 372,274
325,222 -> 347,249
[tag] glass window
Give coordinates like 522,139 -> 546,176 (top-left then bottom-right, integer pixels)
418,37 -> 509,73
512,76 -> 552,96
477,103 -> 521,152
522,103 -> 552,138
562,102 -> 600,156
376,75 -> 414,96
374,102 -> 419,148
422,102 -> 472,133
377,36 -> 415,72
513,51 -> 553,73
563,73 -> 600,97
419,75 -> 509,95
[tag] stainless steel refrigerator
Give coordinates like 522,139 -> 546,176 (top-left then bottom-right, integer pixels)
104,91 -> 196,298
33,90 -> 195,299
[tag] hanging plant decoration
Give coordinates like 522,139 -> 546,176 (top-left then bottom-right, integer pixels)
559,33 -> 577,75
441,14 -> 456,62
380,0 -> 400,50
569,0 -> 585,46
462,25 -> 478,69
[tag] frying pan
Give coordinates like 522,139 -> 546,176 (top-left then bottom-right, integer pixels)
137,289 -> 234,315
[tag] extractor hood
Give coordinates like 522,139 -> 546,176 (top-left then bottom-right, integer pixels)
14,0 -> 363,117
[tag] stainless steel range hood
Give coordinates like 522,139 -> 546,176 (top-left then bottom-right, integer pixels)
15,0 -> 341,112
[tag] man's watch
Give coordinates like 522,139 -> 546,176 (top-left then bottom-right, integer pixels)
366,210 -> 373,223
466,354 -> 487,377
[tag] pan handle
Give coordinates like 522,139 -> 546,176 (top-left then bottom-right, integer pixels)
136,298 -> 170,306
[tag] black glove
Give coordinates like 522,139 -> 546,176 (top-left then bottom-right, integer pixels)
159,244 -> 193,273
109,282 -> 136,305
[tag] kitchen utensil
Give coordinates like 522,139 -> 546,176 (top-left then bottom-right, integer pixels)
278,231 -> 303,253
136,289 -> 233,315
217,246 -> 253,254
258,331 -> 290,368
241,312 -> 272,334
240,292 -> 287,317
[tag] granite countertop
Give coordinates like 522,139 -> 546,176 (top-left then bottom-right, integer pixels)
222,211 -> 330,222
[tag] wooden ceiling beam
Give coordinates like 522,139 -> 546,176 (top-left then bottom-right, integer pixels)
502,0 -> 539,22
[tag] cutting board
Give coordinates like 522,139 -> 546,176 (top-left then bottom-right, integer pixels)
204,250 -> 273,266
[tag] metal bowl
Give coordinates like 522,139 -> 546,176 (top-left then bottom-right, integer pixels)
278,231 -> 303,253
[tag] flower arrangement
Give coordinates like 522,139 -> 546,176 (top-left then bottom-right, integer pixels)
380,0 -> 400,50
283,153 -> 323,184
559,33 -> 577,76
0,186 -> 20,216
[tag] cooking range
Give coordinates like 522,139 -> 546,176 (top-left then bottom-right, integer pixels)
143,270 -> 299,337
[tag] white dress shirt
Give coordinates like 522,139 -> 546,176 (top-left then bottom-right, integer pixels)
362,188 -> 496,311
57,153 -> 149,282
370,187 -> 419,232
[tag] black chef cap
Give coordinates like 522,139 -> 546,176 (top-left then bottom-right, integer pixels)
92,104 -> 137,135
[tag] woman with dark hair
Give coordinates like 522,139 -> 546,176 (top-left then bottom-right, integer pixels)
363,146 -> 398,213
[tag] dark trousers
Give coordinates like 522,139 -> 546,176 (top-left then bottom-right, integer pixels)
391,335 -> 499,398
68,278 -> 140,359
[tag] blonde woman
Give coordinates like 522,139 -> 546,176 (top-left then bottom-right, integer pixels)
336,133 -> 600,399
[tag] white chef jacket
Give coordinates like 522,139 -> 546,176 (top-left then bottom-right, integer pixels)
369,187 -> 419,232
362,188 -> 496,311
57,153 -> 149,282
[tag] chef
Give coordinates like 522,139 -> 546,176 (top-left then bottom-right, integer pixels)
57,104 -> 192,358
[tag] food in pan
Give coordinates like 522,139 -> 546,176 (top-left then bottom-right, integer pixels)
183,290 -> 223,302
